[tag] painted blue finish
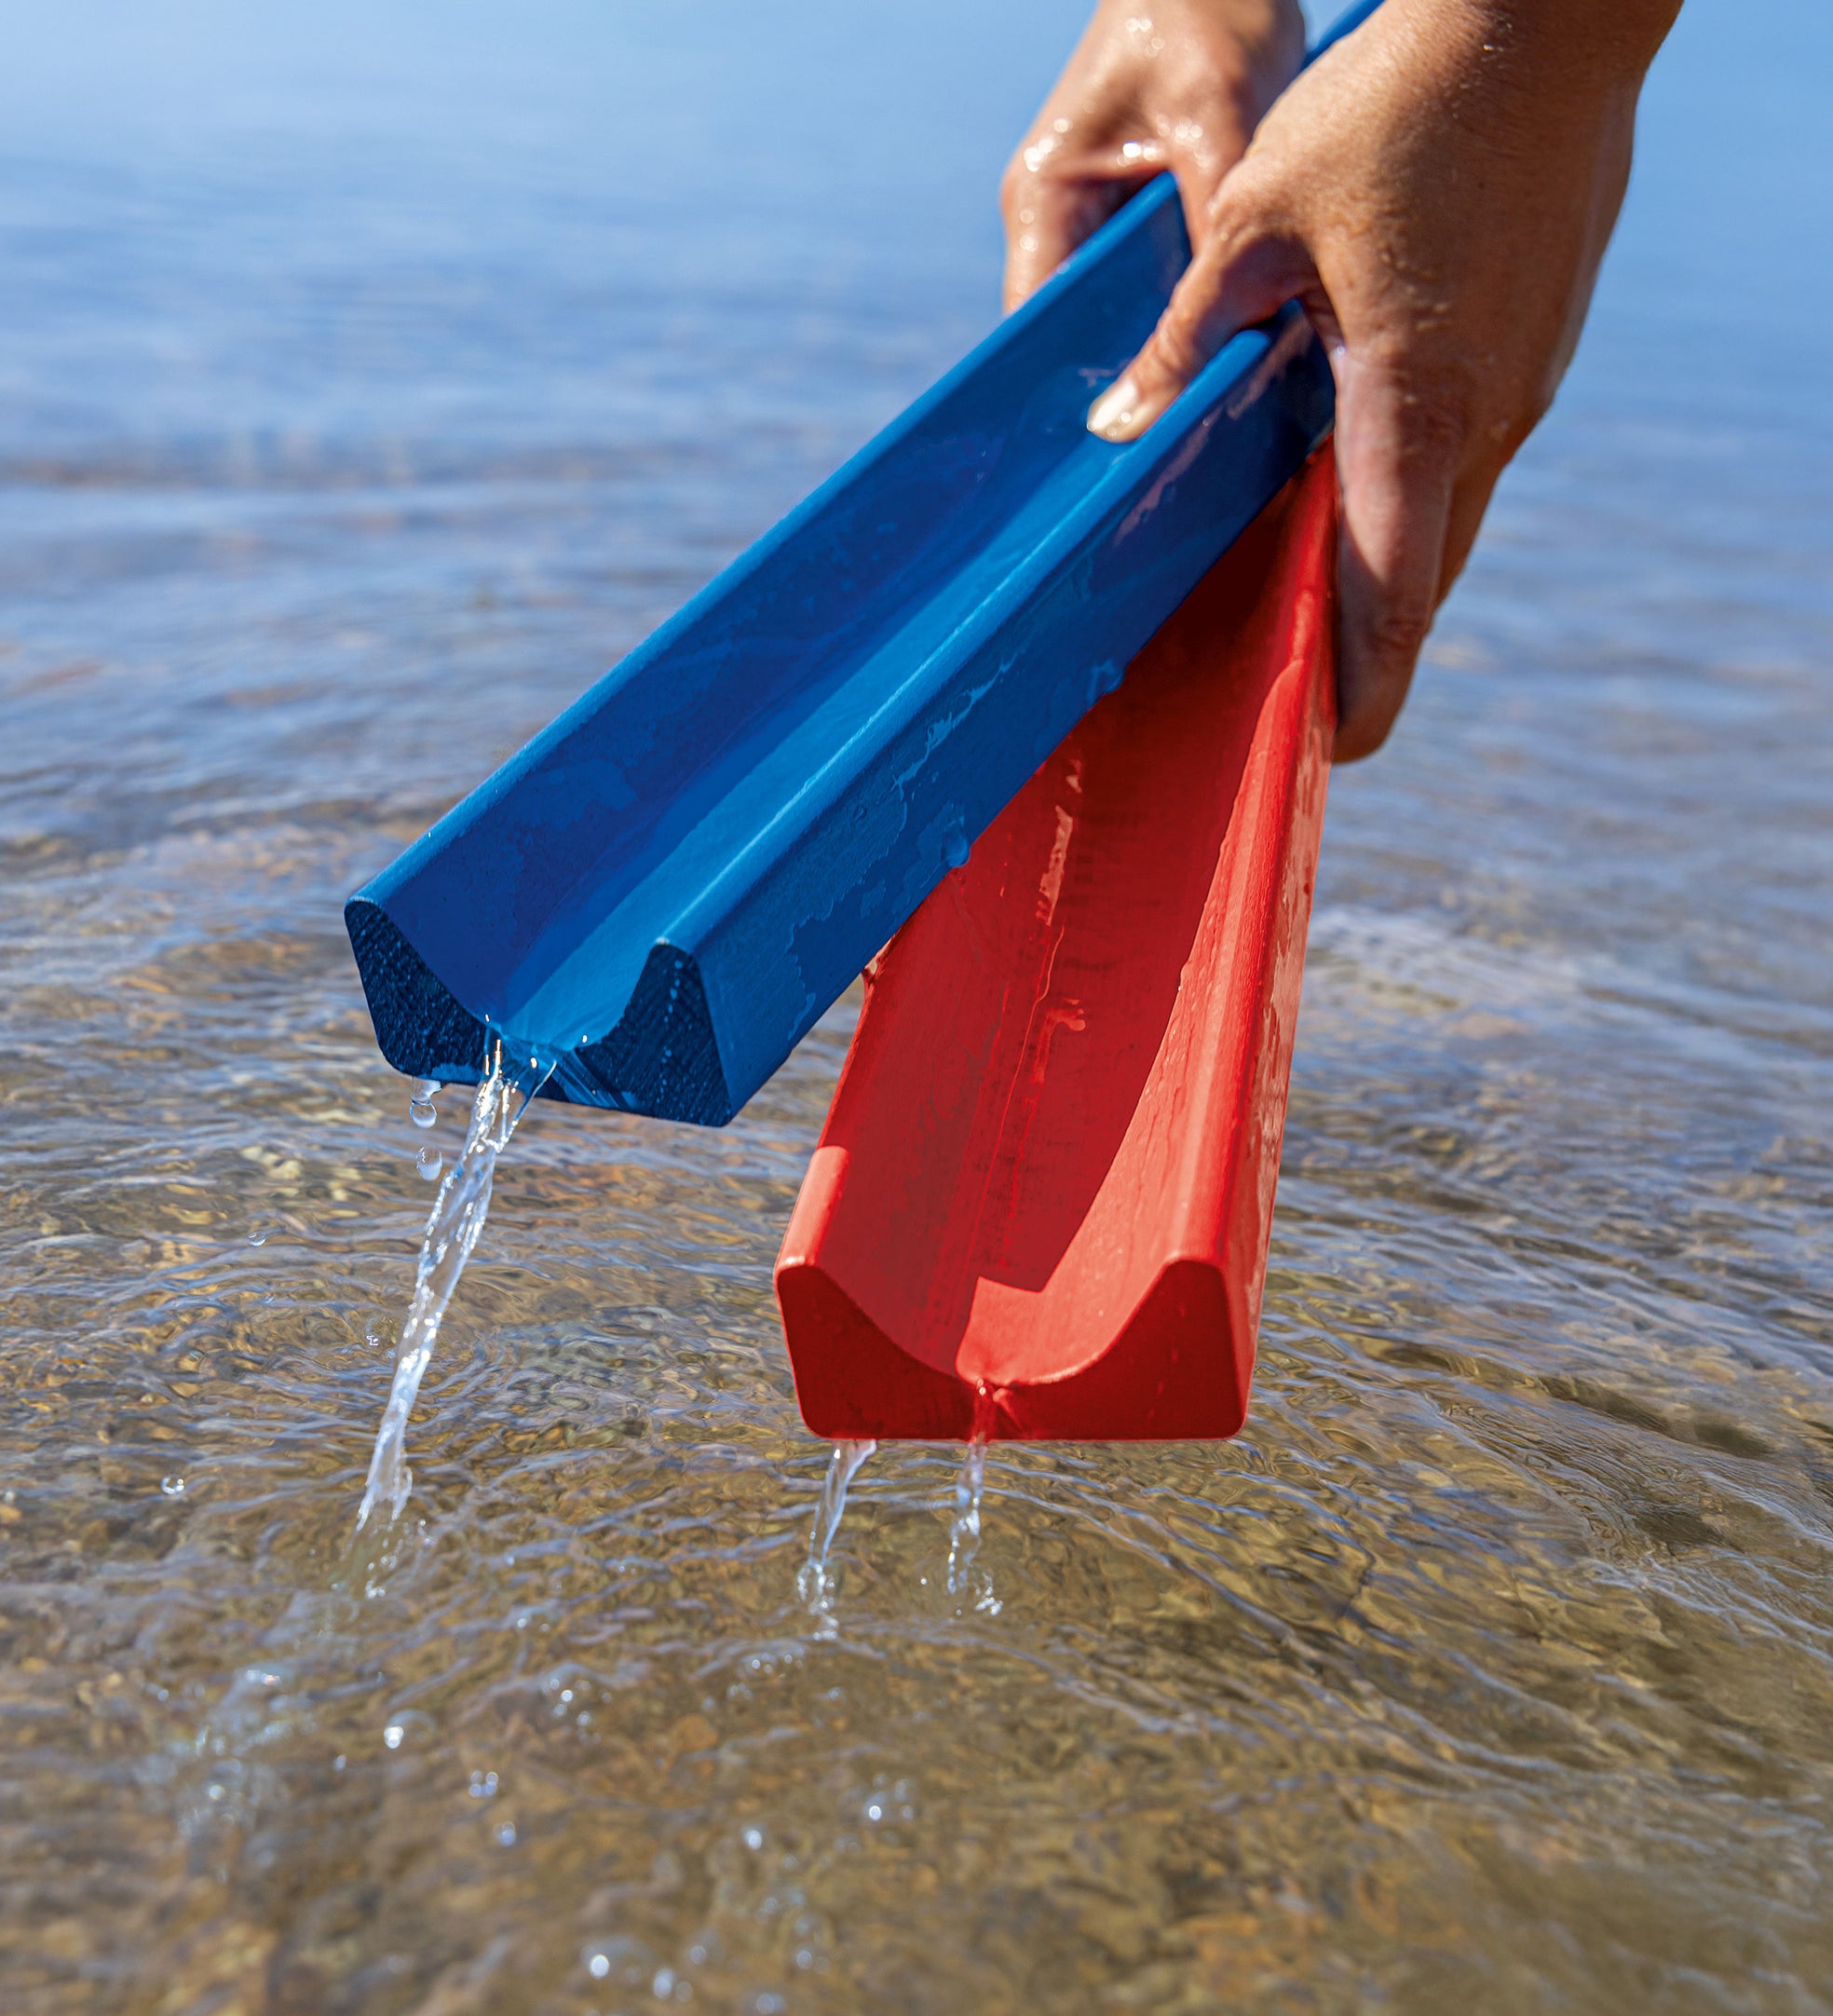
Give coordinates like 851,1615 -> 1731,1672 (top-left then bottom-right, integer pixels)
346,7 -> 1383,1124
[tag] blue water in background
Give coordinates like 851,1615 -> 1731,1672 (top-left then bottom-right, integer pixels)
1,3 -> 1829,2010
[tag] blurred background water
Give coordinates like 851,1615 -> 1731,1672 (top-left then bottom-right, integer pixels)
2,0 -> 1831,2009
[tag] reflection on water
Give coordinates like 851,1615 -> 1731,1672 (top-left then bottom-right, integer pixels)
2,0 -> 1831,2010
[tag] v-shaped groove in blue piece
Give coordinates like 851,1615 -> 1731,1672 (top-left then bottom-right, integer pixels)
346,1 -> 1385,1124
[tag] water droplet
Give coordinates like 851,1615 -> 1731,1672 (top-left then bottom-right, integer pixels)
409,1097 -> 437,1130
247,1227 -> 266,1246
865,1799 -> 885,1822
654,1969 -> 676,1998
496,1820 -> 517,1846
589,1954 -> 611,1980
160,1476 -> 185,1497
468,1770 -> 498,1798
383,1723 -> 403,1750
942,815 -> 970,869
742,1826 -> 764,1851
415,1147 -> 442,1181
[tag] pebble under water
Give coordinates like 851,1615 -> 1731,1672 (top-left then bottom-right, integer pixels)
3,1 -> 1832,2010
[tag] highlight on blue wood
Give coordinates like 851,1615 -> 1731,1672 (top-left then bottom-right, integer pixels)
346,3 -> 1386,1124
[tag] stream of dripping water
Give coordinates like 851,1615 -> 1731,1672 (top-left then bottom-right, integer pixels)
944,1388 -> 998,1595
798,1439 -> 876,1613
356,1040 -> 551,1531
944,1438 -> 988,1594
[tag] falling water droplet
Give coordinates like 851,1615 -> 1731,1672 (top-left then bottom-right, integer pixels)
247,1227 -> 267,1246
415,1147 -> 442,1181
409,1097 -> 437,1130
160,1476 -> 185,1497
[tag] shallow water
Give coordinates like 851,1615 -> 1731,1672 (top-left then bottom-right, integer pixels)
4,1 -> 1832,2010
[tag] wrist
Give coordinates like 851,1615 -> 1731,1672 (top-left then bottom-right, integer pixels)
1417,0 -> 1680,86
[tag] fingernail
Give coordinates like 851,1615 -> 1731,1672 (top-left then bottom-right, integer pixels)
1087,375 -> 1144,442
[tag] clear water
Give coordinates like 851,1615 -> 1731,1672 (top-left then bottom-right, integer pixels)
797,1440 -> 877,1618
944,1438 -> 992,1601
357,1041 -> 550,1533
3,1 -> 1831,2010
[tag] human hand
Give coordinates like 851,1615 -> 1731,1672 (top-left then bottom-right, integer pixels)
1084,0 -> 1681,760
1001,0 -> 1307,314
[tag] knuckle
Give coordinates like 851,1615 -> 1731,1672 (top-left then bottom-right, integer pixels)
1363,599 -> 1432,670
1206,152 -> 1291,242
1148,312 -> 1207,388
1207,170 -> 1274,243
1149,257 -> 1232,383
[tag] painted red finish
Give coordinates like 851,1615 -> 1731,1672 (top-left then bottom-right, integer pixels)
776,451 -> 1337,1440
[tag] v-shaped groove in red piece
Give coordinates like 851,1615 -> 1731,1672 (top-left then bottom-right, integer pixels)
776,449 -> 1338,1440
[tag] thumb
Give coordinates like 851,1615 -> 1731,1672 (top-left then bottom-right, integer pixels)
1087,203 -> 1308,442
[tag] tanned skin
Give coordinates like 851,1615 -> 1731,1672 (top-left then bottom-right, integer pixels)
1003,0 -> 1684,759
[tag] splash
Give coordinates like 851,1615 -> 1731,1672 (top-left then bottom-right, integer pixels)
356,1039 -> 550,1531
798,1439 -> 876,1614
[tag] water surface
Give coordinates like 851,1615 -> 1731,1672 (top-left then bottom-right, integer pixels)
3,2 -> 1831,2010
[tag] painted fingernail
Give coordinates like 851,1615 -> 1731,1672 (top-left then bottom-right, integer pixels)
1087,375 -> 1143,441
